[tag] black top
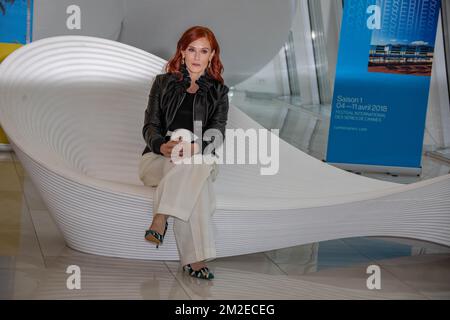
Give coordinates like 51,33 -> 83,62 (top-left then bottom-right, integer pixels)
165,91 -> 196,142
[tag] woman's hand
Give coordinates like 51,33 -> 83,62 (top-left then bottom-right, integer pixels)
160,140 -> 182,158
160,139 -> 200,159
177,141 -> 200,158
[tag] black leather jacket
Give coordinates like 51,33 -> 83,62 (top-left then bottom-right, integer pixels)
142,65 -> 229,157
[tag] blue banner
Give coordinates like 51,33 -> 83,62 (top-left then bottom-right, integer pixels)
0,0 -> 33,44
326,0 -> 441,171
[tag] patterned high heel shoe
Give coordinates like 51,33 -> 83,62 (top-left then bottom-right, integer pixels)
145,220 -> 168,249
183,264 -> 215,280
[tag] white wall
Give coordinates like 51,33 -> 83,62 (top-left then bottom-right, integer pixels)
234,47 -> 289,97
119,0 -> 293,86
29,0 -> 293,87
32,0 -> 125,41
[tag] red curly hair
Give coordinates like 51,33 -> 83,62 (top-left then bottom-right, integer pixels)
166,26 -> 225,84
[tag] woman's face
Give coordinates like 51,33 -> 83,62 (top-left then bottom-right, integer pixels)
182,37 -> 215,75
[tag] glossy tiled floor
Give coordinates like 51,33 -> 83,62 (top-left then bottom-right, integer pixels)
1,97 -> 450,299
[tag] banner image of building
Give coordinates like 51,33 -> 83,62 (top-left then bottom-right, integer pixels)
368,0 -> 440,76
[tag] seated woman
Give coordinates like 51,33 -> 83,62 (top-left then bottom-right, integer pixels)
139,25 -> 230,280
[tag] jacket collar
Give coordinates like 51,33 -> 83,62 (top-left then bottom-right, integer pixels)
170,64 -> 215,96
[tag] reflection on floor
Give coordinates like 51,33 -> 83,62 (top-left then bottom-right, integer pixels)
1,93 -> 450,299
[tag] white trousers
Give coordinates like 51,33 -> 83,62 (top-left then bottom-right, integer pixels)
138,152 -> 219,266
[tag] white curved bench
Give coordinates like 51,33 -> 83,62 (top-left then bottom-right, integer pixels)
0,35 -> 449,260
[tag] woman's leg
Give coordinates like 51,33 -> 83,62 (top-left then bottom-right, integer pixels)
139,152 -> 172,235
138,152 -> 166,187
154,156 -> 218,270
141,152 -> 218,270
152,159 -> 214,221
173,174 -> 217,268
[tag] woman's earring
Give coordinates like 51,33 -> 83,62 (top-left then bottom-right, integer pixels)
208,60 -> 211,68
182,57 -> 185,65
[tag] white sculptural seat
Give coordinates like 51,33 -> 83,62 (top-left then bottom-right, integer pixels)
0,35 -> 449,260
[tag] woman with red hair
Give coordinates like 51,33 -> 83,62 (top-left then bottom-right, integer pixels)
139,26 -> 229,280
